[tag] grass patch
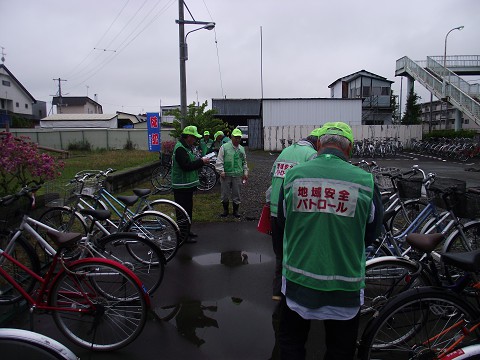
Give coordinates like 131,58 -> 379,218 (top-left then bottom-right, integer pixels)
57,150 -> 159,181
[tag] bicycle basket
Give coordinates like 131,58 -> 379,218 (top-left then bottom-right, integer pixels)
372,167 -> 400,191
160,153 -> 172,166
426,177 -> 466,215
397,178 -> 423,199
44,180 -> 78,207
460,189 -> 480,219
0,194 -> 30,231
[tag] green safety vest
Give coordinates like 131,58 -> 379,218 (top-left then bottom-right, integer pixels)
171,141 -> 200,189
283,153 -> 374,292
200,139 -> 213,156
222,142 -> 246,177
270,141 -> 317,217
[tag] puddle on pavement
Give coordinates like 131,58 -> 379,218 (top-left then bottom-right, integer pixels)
193,250 -> 270,266
153,296 -> 273,352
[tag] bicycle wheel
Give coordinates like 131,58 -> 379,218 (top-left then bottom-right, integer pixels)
125,211 -> 180,262
443,221 -> 480,283
142,199 -> 191,247
151,166 -> 172,193
0,328 -> 78,360
94,232 -> 165,295
362,257 -> 432,322
38,207 -> 88,258
365,237 -> 394,260
358,287 -> 479,360
197,164 -> 218,191
39,207 -> 88,235
0,232 -> 40,304
389,199 -> 428,236
50,259 -> 148,351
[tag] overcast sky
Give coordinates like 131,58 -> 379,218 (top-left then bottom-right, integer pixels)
1,0 -> 479,116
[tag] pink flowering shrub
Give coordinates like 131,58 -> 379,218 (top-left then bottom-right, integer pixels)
0,132 -> 64,195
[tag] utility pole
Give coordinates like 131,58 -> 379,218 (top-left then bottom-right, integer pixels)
178,0 -> 187,129
53,78 -> 67,113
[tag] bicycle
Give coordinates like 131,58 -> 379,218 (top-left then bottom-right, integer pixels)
40,171 -> 181,262
358,249 -> 480,360
151,152 -> 219,193
0,328 -> 79,360
362,178 -> 480,326
26,179 -> 166,295
0,185 -> 150,351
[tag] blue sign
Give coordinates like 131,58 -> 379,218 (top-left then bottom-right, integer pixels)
146,112 -> 161,152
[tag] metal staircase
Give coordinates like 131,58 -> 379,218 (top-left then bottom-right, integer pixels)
396,56 -> 480,127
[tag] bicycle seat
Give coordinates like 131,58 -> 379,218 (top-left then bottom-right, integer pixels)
46,230 -> 83,249
79,208 -> 111,221
117,195 -> 139,206
441,249 -> 480,273
405,233 -> 445,253
133,188 -> 151,197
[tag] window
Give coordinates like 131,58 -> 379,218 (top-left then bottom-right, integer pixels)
2,80 -> 10,87
25,104 -> 28,109
362,86 -> 371,97
16,102 -> 19,108
381,87 -> 390,96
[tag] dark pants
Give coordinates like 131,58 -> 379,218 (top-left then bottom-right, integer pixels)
271,216 -> 283,296
173,188 -> 195,221
278,297 -> 360,360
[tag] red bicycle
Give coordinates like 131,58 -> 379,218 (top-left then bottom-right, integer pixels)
0,185 -> 150,351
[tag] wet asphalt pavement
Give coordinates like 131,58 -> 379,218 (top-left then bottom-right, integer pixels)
4,221 -> 295,360
3,152 -> 480,359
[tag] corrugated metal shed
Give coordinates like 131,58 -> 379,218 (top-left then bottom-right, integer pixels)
212,99 -> 261,117
262,98 -> 362,127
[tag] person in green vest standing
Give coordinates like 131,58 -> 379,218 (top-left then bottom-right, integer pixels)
215,128 -> 248,218
277,122 -> 383,360
268,128 -> 323,301
199,131 -> 214,156
172,126 -> 210,243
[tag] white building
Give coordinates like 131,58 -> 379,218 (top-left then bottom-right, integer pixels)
0,64 -> 44,125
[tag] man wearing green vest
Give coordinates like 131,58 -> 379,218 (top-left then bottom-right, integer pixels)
172,126 -> 210,243
268,128 -> 323,301
278,122 -> 383,360
215,128 -> 248,218
199,130 -> 214,156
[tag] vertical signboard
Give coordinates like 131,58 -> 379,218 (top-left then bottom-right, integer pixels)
147,112 -> 161,152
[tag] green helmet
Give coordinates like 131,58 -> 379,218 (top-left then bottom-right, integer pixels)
321,122 -> 354,144
182,125 -> 202,138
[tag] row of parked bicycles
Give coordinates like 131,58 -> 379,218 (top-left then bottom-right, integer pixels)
352,138 -> 404,158
409,137 -> 480,162
353,160 -> 480,359
0,167 -> 196,355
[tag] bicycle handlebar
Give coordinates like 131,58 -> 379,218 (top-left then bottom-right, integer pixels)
0,182 -> 43,206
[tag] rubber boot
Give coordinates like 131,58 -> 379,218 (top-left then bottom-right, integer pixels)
220,202 -> 229,217
232,203 -> 241,218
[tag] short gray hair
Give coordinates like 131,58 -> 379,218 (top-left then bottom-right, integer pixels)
319,134 -> 351,151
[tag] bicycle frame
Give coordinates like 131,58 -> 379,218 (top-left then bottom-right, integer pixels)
0,243 -> 96,315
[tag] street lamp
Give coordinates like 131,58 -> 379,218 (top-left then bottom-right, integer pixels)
443,25 -> 464,76
177,18 -> 215,129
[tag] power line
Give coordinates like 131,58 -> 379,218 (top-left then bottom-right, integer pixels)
202,0 -> 224,98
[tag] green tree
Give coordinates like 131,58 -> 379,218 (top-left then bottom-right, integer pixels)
167,101 -> 227,139
401,90 -> 422,125
390,90 -> 399,124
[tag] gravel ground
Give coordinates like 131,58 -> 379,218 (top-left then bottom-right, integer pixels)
240,149 -> 277,221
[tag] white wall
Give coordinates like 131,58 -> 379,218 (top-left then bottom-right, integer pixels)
0,70 -> 33,116
3,128 -> 175,150
263,124 -> 422,151
262,98 -> 363,127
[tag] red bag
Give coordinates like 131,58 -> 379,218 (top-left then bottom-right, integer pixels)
257,204 -> 271,235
